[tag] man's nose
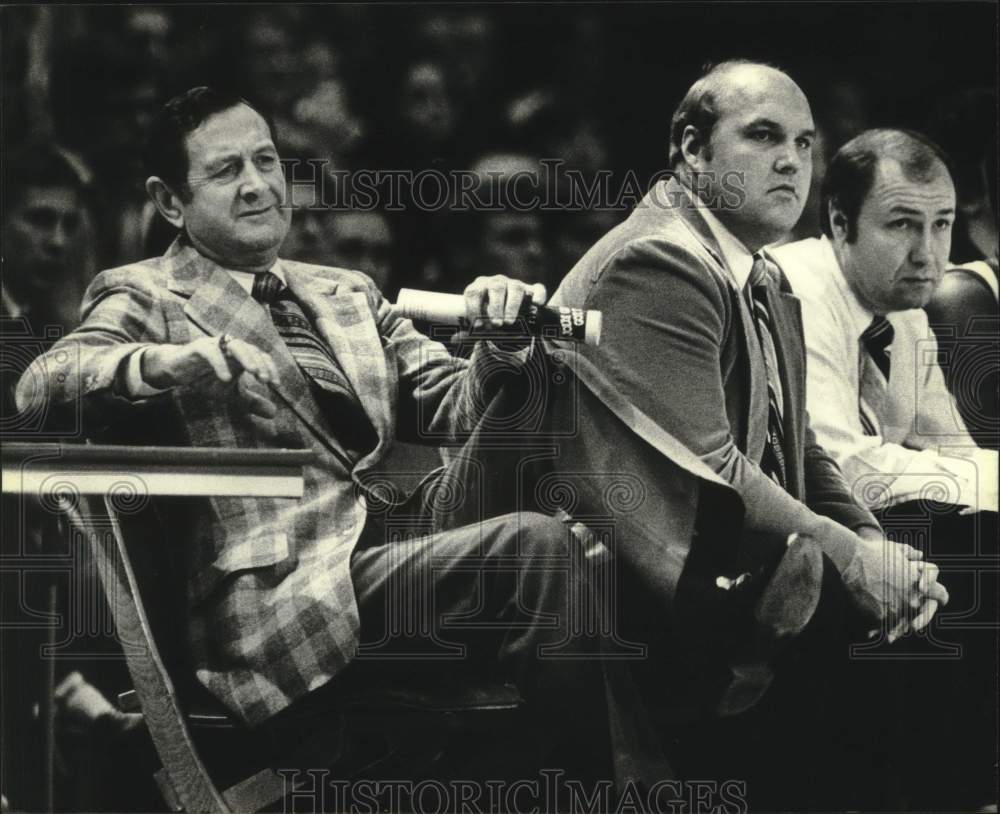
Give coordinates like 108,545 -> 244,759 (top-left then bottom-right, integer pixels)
909,228 -> 933,266
774,145 -> 805,175
239,164 -> 271,200
301,215 -> 321,239
45,220 -> 70,253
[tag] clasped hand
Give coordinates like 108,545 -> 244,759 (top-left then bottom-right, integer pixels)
845,532 -> 949,643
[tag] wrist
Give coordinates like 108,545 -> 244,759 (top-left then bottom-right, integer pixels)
807,517 -> 861,574
140,346 -> 172,389
855,525 -> 885,544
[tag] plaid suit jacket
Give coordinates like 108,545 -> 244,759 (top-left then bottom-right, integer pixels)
16,237 -> 504,723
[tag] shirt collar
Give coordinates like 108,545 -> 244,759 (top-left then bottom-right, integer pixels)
684,186 -> 755,289
226,261 -> 286,296
820,235 -> 876,338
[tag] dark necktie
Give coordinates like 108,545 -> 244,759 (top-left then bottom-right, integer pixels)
861,315 -> 893,380
859,315 -> 894,436
251,271 -> 377,455
747,254 -> 788,489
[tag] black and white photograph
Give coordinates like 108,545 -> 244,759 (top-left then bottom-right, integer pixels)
1,3 -> 997,812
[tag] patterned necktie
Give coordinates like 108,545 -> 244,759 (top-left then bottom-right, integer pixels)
251,271 -> 376,455
748,254 -> 788,488
251,271 -> 355,397
859,315 -> 894,436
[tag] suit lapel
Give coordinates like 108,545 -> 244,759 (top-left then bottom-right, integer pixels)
664,179 -> 768,456
164,241 -> 353,462
764,289 -> 804,417
758,255 -> 805,491
284,267 -> 394,469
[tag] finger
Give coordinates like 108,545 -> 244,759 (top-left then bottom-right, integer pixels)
486,279 -> 508,325
887,617 -> 910,644
231,340 -> 276,384
450,330 -> 471,345
503,284 -> 526,324
237,374 -> 277,419
911,599 -> 939,632
923,579 -> 949,606
201,341 -> 234,383
54,672 -> 84,700
464,281 -> 485,326
918,562 -> 939,590
263,351 -> 281,384
530,283 -> 548,306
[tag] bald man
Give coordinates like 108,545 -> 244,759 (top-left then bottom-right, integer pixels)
551,62 -> 948,806
554,60 -> 943,640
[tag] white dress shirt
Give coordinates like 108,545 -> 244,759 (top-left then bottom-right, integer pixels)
774,236 -> 997,512
687,187 -> 755,289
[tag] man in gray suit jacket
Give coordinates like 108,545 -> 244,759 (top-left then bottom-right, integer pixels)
551,61 -> 949,806
553,61 -> 945,636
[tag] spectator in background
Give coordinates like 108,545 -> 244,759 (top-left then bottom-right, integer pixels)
378,59 -> 461,294
927,88 -> 997,266
414,10 -> 502,148
1,140 -> 93,813
926,132 -> 999,450
398,60 -> 457,161
325,211 -> 394,294
454,153 -> 546,288
287,77 -> 366,172
1,142 -> 91,334
51,42 -> 161,265
281,181 -> 395,294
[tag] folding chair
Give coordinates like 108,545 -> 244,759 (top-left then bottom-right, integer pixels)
38,445 -> 522,813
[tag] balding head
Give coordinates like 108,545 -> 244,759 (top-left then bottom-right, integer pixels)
668,60 -> 815,251
668,61 -> 805,168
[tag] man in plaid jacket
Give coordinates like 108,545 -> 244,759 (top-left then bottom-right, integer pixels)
16,87 -> 669,786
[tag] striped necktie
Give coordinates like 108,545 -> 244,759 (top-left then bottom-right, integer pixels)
251,271 -> 377,455
859,315 -> 894,436
748,254 -> 788,488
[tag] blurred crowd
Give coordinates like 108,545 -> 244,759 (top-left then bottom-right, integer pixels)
3,5 -> 996,338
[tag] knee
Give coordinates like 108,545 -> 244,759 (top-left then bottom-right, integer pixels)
486,512 -> 568,560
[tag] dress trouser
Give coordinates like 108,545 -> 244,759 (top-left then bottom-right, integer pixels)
347,509 -> 671,795
874,501 -> 998,811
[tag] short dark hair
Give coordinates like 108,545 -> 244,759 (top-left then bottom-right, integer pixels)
667,59 -> 788,168
821,128 -> 954,241
5,141 -> 88,212
142,86 -> 275,198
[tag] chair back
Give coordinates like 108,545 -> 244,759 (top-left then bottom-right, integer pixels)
67,492 -> 230,812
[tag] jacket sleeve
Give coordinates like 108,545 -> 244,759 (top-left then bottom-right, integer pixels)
581,238 -> 863,571
15,268 -> 171,435
373,286 -> 534,444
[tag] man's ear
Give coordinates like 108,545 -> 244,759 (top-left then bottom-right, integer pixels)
145,177 -> 185,230
681,125 -> 709,170
828,200 -> 849,241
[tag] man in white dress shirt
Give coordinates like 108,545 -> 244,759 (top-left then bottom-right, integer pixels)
774,128 -> 997,811
774,129 -> 997,514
